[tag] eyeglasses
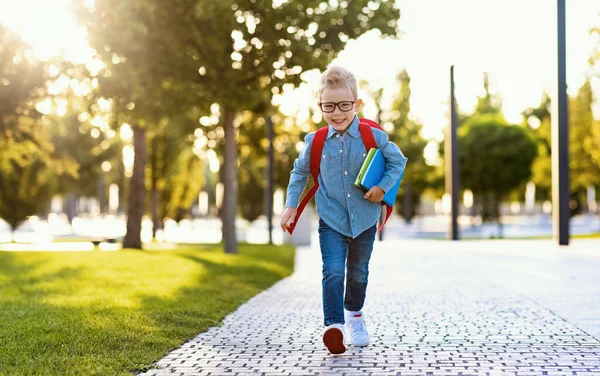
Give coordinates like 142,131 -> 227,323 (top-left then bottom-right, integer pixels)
317,100 -> 356,113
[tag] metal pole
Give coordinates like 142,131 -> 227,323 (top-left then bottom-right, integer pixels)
266,115 -> 275,244
552,0 -> 569,245
376,105 -> 385,241
446,66 -> 460,240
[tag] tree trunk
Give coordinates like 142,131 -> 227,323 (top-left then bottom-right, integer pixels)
97,176 -> 106,214
151,187 -> 160,241
493,194 -> 504,238
470,193 -> 480,226
222,109 -> 238,254
118,152 -> 126,215
123,124 -> 147,249
65,192 -> 77,224
482,192 -> 494,222
150,134 -> 160,241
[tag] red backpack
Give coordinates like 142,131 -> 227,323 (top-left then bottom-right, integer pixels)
287,118 -> 394,234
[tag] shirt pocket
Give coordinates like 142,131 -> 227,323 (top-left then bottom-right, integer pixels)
320,151 -> 341,182
350,149 -> 369,179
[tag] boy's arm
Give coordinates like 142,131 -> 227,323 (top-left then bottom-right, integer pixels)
373,130 -> 408,193
285,132 -> 314,208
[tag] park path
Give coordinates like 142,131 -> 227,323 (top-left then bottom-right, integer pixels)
141,238 -> 600,376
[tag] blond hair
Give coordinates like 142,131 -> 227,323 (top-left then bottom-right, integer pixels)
319,65 -> 358,99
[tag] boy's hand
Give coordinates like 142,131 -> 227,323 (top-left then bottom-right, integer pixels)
364,186 -> 384,202
280,207 -> 298,233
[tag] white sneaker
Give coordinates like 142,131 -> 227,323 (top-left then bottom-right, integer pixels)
322,324 -> 346,354
345,311 -> 370,347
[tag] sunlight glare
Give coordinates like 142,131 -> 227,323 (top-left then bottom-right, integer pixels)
0,0 -> 95,63
120,123 -> 133,142
35,98 -> 53,115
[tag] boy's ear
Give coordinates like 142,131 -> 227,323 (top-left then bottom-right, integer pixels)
354,98 -> 363,111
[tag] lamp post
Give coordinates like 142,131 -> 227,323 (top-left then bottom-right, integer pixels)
552,0 -> 570,245
446,65 -> 460,240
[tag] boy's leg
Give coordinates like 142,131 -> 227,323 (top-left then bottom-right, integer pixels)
344,224 -> 376,347
318,218 -> 349,326
344,224 -> 377,312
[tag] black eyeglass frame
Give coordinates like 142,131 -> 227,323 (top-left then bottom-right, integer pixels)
317,100 -> 357,113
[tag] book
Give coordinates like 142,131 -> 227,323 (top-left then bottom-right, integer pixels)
354,148 -> 404,207
355,148 -> 377,186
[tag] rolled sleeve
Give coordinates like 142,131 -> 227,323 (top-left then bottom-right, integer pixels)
285,132 -> 314,208
373,130 -> 408,193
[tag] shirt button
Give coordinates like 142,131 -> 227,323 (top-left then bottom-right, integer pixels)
363,153 -> 366,157
344,171 -> 348,175
323,154 -> 326,158
339,150 -> 343,153
336,134 -> 339,138
347,193 -> 350,198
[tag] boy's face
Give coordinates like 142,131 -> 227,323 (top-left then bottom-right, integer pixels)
319,87 -> 362,131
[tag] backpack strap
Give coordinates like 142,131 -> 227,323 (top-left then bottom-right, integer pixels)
288,127 -> 328,234
358,120 -> 377,151
310,127 -> 328,180
359,118 -> 384,131
379,205 -> 393,233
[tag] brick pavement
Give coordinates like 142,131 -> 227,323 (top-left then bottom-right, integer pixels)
140,239 -> 600,376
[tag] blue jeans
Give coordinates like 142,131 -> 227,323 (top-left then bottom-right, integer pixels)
318,218 -> 377,326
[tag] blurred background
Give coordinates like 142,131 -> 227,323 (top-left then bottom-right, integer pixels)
1,0 -> 599,252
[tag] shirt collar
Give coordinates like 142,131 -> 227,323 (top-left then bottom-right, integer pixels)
326,116 -> 359,139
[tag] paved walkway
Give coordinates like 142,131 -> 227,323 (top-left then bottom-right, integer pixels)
141,239 -> 600,376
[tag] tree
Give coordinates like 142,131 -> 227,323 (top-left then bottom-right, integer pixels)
238,111 -> 268,222
463,72 -> 507,219
49,114 -> 122,217
161,147 -> 204,222
522,93 -> 552,202
459,115 -> 537,234
0,25 -> 47,161
151,117 -> 204,227
0,156 -> 60,238
386,69 -> 432,223
74,0 -> 209,249
273,105 -> 321,189
183,0 -> 400,253
475,72 -> 503,117
569,79 -> 600,212
523,81 -> 600,212
45,71 -> 123,220
589,23 -> 600,169
0,26 -> 77,237
238,100 -> 319,223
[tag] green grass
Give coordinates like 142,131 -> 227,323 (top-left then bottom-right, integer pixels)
0,243 -> 295,376
572,232 -> 600,239
507,232 -> 600,240
454,232 -> 600,241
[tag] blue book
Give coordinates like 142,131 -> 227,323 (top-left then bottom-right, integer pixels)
354,148 -> 404,207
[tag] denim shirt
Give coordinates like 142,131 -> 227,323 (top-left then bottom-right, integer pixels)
285,116 -> 408,238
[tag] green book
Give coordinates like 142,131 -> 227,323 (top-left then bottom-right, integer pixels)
354,148 -> 377,192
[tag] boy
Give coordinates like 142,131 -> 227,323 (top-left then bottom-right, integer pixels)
280,65 -> 407,354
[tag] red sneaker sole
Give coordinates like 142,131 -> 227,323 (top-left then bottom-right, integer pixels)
323,328 -> 346,354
